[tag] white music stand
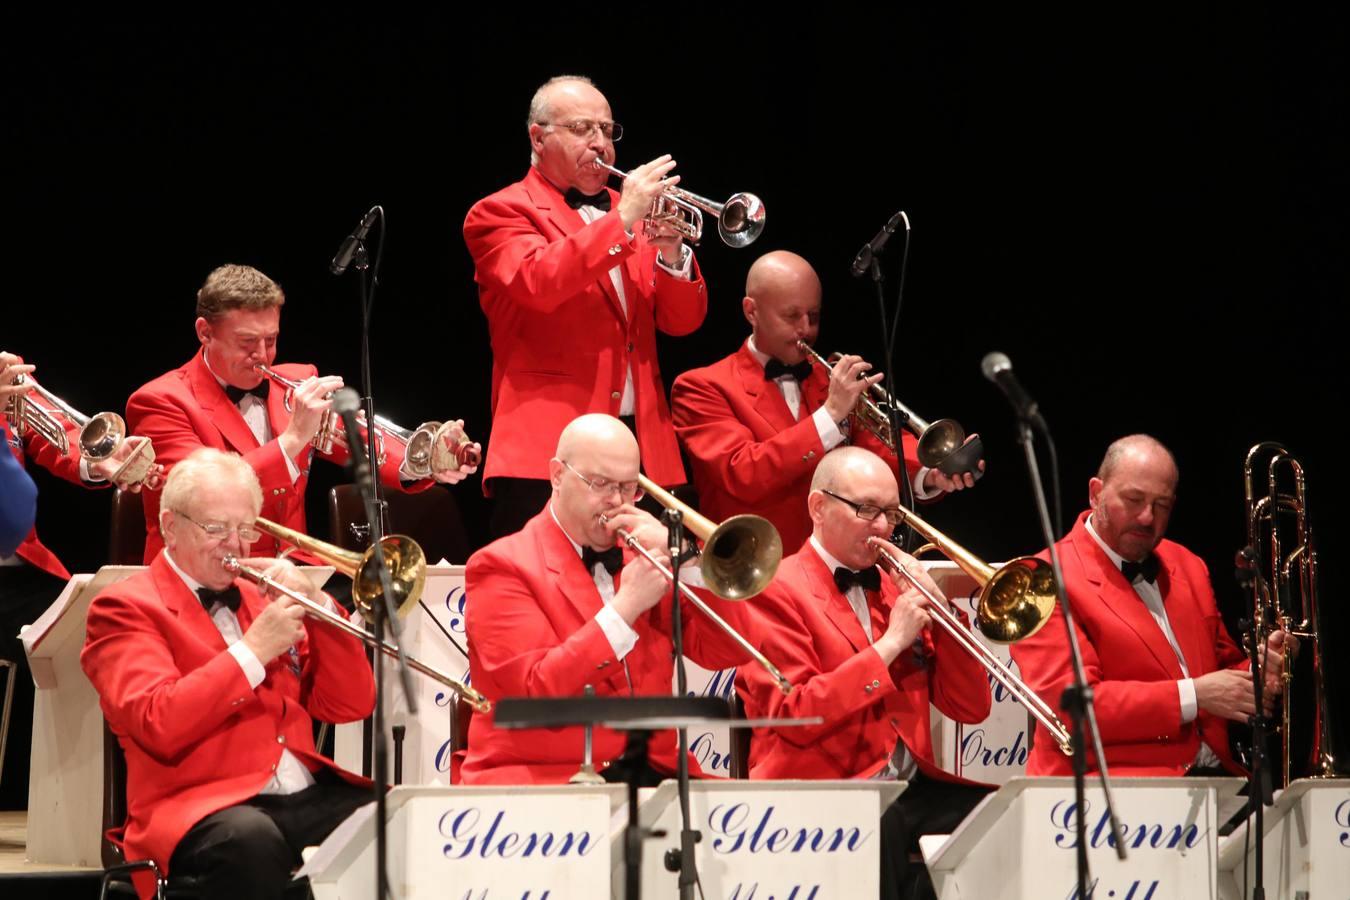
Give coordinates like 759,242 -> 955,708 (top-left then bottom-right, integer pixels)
1217,777 -> 1350,900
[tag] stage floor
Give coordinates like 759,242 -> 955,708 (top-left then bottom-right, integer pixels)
0,811 -> 100,876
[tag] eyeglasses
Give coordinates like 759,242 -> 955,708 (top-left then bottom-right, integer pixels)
562,460 -> 644,501
174,510 -> 262,543
821,490 -> 907,527
539,119 -> 623,142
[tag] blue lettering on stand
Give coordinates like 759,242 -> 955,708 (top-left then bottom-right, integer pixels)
457,892 -> 552,900
706,804 -> 869,854
959,728 -> 1028,768
439,809 -> 596,859
445,586 -> 468,635
1049,801 -> 1204,850
728,885 -> 821,900
1065,879 -> 1160,899
690,732 -> 730,773
1335,798 -> 1350,846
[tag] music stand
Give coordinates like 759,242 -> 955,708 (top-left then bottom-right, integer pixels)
493,696 -> 821,900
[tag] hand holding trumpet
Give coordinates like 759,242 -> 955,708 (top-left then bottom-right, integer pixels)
278,374 -> 345,462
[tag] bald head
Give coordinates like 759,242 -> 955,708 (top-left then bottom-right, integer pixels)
1096,434 -> 1178,485
811,446 -> 897,495
809,447 -> 900,569
556,413 -> 638,462
743,250 -> 822,364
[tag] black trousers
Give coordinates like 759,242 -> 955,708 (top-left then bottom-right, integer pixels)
0,563 -> 66,810
169,771 -> 373,900
880,772 -> 991,900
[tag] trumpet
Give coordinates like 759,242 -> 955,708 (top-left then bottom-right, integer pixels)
797,341 -> 983,476
222,555 -> 491,713
4,374 -> 162,488
868,537 -> 1072,755
591,159 -> 765,248
600,475 -> 791,695
253,365 -> 479,475
244,516 -> 493,713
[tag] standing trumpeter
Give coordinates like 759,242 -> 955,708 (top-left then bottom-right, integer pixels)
463,75 -> 707,539
127,264 -> 478,562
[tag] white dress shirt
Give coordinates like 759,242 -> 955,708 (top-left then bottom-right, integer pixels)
549,503 -> 639,673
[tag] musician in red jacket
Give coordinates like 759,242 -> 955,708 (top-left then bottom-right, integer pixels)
462,413 -> 753,784
1,351 -> 157,809
127,264 -> 478,562
463,75 -> 707,539
736,446 -> 992,900
1010,434 -> 1290,776
671,251 -> 982,554
82,448 -> 375,900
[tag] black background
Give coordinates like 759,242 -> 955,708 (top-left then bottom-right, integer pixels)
6,9 -> 1346,756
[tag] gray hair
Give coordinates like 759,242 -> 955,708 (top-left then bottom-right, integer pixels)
159,447 -> 262,530
527,74 -> 595,166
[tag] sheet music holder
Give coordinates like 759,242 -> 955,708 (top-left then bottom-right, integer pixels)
493,696 -> 821,900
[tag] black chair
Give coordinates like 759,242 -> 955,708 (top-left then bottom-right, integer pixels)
108,488 -> 146,566
328,484 -> 471,566
728,691 -> 751,779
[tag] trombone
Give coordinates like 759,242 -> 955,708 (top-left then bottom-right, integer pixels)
1241,442 -> 1333,784
5,374 -> 162,488
253,364 -> 480,475
591,159 -> 765,248
866,520 -> 1073,754
797,341 -> 983,476
243,516 -> 492,713
601,475 -> 792,695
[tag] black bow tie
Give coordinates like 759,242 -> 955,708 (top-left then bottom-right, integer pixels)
564,188 -> 612,212
764,358 -> 813,382
834,566 -> 882,594
223,381 -> 268,405
1120,555 -> 1160,584
197,584 -> 242,613
582,545 -> 624,576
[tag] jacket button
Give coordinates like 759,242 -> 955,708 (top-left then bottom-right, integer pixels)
627,342 -> 635,352
598,660 -> 610,669
611,391 -> 621,400
277,735 -> 285,744
864,685 -> 874,694
872,679 -> 881,688
802,451 -> 816,461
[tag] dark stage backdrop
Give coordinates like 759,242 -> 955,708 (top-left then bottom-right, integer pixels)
7,9 -> 1346,753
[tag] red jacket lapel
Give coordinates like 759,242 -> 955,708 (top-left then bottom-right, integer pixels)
523,168 -> 627,322
187,352 -> 263,455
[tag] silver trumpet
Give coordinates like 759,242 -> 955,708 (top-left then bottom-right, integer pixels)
222,554 -> 492,713
5,374 -> 161,488
591,159 -> 765,248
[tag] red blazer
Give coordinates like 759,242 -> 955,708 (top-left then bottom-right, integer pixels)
80,553 -> 374,897
736,543 -> 991,782
671,343 -> 922,554
461,508 -> 754,784
127,351 -> 429,562
1009,512 -> 1249,776
7,401 -> 100,580
463,167 -> 707,490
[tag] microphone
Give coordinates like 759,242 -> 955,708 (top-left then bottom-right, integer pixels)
980,352 -> 1046,429
330,207 -> 380,275
332,388 -> 369,468
850,210 -> 908,278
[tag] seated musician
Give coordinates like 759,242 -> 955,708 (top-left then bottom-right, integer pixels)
1010,434 -> 1290,776
81,448 -> 375,900
461,413 -> 755,784
126,263 -> 480,563
0,350 -> 160,809
671,250 -> 982,555
735,445 -> 992,900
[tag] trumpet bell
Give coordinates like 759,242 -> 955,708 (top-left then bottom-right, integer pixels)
918,421 -> 984,476
702,514 -> 783,600
976,556 -> 1058,643
79,412 -> 127,460
353,536 -> 427,619
718,193 -> 766,248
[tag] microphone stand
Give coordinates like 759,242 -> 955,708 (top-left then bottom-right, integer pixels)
333,206 -> 416,900
1014,418 -> 1126,897
661,507 -> 703,900
1236,557 -> 1273,900
859,213 -> 918,548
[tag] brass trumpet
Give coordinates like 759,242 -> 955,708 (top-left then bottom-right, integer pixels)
797,342 -> 983,476
600,475 -> 791,695
254,365 -> 479,475
222,555 -> 491,713
4,374 -> 161,488
868,537 -> 1072,754
591,159 -> 765,248
242,516 -> 492,712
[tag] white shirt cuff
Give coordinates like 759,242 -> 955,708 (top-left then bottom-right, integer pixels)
80,457 -> 105,483
912,466 -> 940,500
282,445 -> 302,484
812,406 -> 847,451
229,640 -> 267,689
655,244 -> 693,279
1177,678 -> 1198,723
596,604 -> 639,660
